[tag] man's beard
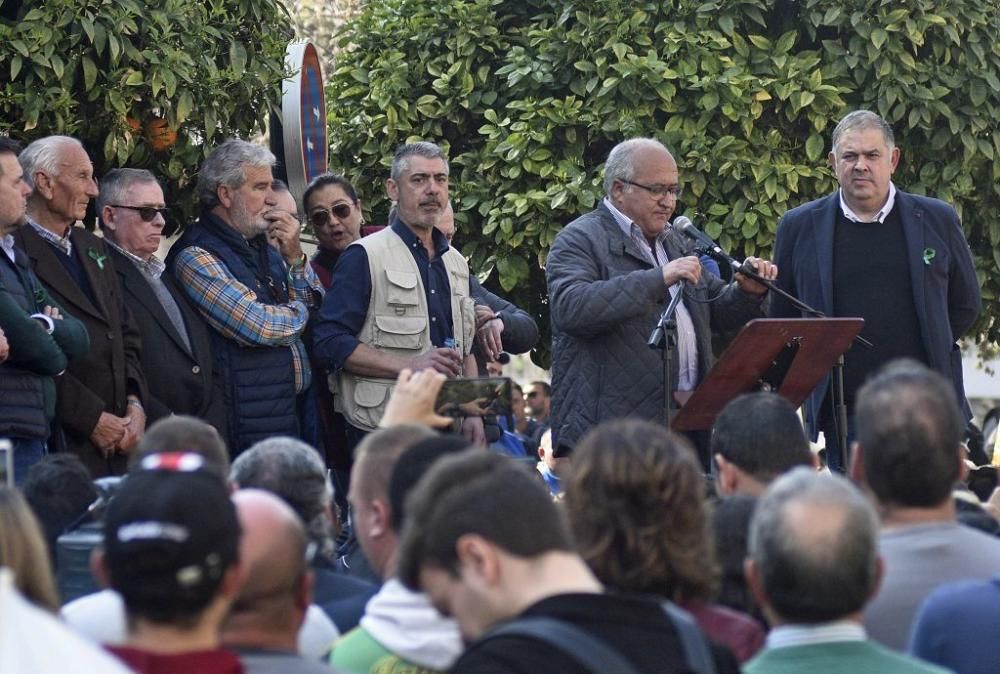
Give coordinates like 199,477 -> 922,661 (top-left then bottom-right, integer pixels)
230,197 -> 268,239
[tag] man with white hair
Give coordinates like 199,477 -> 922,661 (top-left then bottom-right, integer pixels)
167,139 -> 323,456
16,135 -> 147,477
545,137 -> 776,460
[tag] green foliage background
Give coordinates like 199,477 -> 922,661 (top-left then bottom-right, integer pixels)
0,0 -> 292,231
326,0 -> 1000,366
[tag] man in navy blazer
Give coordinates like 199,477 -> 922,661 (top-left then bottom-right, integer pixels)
771,111 -> 980,470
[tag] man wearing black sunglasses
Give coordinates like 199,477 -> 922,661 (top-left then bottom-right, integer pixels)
99,169 -> 224,438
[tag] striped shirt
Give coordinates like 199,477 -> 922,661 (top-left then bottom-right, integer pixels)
766,621 -> 866,650
26,217 -> 72,256
603,197 -> 699,390
174,246 -> 323,392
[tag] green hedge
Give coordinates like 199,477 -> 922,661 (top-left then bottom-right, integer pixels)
0,0 -> 292,230
326,0 -> 1000,366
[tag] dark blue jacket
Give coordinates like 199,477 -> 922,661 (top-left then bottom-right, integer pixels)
168,212 -> 299,455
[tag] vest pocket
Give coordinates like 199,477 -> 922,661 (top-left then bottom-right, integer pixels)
385,268 -> 420,307
373,315 -> 426,350
352,377 -> 392,429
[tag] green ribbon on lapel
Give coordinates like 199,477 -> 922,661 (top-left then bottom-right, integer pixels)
922,247 -> 936,265
87,247 -> 107,270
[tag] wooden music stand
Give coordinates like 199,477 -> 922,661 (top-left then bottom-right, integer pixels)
671,318 -> 864,432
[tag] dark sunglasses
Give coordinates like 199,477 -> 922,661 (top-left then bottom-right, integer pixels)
110,204 -> 169,222
308,203 -> 353,228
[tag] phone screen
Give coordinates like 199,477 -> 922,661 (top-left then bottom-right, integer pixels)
0,439 -> 13,488
435,377 -> 513,418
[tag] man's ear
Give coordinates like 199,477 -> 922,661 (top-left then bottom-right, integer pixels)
90,547 -> 111,589
744,558 -> 768,610
714,454 -> 736,495
456,534 -> 500,586
217,184 -> 234,210
957,443 -> 969,483
296,569 -> 315,612
370,498 -> 391,539
848,441 -> 865,485
219,561 -> 244,600
386,178 -> 399,202
101,206 -> 117,232
868,555 -> 885,603
32,171 -> 54,201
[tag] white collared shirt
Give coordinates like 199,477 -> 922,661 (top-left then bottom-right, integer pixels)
1,234 -> 16,264
766,621 -> 866,650
839,182 -> 897,223
603,197 -> 699,390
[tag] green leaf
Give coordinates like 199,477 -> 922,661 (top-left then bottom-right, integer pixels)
805,133 -> 824,162
230,41 -> 247,77
176,91 -> 194,124
871,28 -> 888,50
81,57 -> 97,90
10,56 -> 22,80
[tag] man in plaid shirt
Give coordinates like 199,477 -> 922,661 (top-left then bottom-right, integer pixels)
167,139 -> 323,456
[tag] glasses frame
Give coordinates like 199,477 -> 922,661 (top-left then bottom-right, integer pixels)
109,204 -> 170,222
308,203 -> 354,228
620,179 -> 683,200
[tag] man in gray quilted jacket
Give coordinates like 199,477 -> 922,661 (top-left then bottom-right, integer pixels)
546,138 -> 777,463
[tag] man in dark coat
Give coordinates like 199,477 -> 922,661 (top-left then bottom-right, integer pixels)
98,168 -> 225,436
770,110 -> 980,470
16,136 -> 147,477
546,138 -> 775,457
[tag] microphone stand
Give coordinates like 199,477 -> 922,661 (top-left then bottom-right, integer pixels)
696,245 -> 873,471
648,281 -> 686,427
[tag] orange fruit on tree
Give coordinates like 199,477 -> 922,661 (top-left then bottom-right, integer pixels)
144,117 -> 177,151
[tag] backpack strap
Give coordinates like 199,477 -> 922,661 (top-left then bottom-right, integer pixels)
661,602 -> 717,674
484,617 -> 641,674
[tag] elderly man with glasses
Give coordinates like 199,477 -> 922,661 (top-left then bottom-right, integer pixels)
15,136 -> 148,477
99,168 -> 224,437
546,138 -> 776,465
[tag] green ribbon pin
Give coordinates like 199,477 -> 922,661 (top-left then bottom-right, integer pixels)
87,247 -> 107,270
922,247 -> 936,265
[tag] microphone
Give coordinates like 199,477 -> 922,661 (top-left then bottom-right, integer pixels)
674,216 -> 726,259
674,216 -> 757,275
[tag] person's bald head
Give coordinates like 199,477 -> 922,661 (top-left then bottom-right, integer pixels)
225,489 -> 310,643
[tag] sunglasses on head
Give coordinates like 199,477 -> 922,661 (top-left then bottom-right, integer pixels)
308,203 -> 353,227
110,204 -> 169,222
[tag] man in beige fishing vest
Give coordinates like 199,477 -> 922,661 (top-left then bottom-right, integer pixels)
313,141 -> 483,449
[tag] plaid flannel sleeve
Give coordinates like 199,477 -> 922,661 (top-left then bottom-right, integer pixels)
288,256 -> 324,307
174,246 -> 310,347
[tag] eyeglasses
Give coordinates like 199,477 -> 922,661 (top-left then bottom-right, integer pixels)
110,204 -> 169,222
308,203 -> 353,228
621,180 -> 683,200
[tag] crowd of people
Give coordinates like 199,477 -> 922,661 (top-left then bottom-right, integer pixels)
0,107 -> 996,674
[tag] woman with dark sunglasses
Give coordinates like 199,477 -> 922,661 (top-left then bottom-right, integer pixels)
303,174 -> 364,289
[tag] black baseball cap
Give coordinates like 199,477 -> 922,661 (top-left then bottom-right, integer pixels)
103,453 -> 240,616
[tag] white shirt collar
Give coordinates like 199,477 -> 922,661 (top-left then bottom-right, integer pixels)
766,621 -> 866,650
838,182 -> 897,223
1,234 -> 15,263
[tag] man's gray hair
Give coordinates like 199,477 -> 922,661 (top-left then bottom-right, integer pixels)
831,110 -> 895,155
230,437 -> 335,559
603,138 -> 671,195
749,467 -> 879,624
390,141 -> 449,181
97,168 -> 161,226
197,139 -> 275,209
19,136 -> 85,190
